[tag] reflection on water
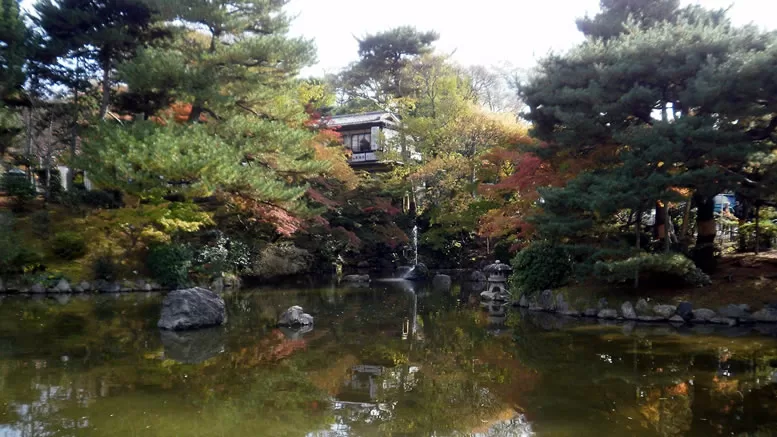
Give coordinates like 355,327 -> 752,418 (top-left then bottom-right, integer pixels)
0,283 -> 776,436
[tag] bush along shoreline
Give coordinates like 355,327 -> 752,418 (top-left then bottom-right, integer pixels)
513,289 -> 777,326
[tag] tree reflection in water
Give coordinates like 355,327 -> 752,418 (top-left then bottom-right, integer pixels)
0,287 -> 775,436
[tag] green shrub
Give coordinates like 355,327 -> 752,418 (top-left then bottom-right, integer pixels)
51,232 -> 87,260
29,210 -> 52,239
0,213 -> 45,276
194,234 -> 251,277
594,253 -> 711,287
739,207 -> 777,252
509,242 -> 573,295
147,243 -> 193,288
249,243 -> 312,278
1,171 -> 36,210
92,255 -> 120,281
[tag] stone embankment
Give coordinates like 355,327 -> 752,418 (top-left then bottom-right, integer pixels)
515,289 -> 777,326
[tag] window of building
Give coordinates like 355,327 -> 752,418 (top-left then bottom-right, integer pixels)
350,133 -> 372,152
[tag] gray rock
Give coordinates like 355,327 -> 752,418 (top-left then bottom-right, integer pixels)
597,298 -> 608,310
555,293 -> 569,313
342,274 -> 370,283
676,302 -> 693,321
621,301 -> 637,320
469,270 -> 487,282
709,317 -> 737,327
99,282 -> 121,293
538,290 -> 556,311
161,327 -> 225,364
158,287 -> 227,330
518,295 -> 529,308
669,315 -> 686,324
753,307 -> 777,323
278,305 -> 314,327
635,298 -> 650,314
583,308 -> 598,317
432,274 -> 452,291
637,315 -> 666,322
143,283 -> 153,291
403,263 -> 429,281
79,281 -> 91,292
653,304 -> 677,318
53,279 -> 71,293
692,308 -> 716,322
480,291 -> 495,301
717,304 -> 750,319
597,309 -> 618,319
30,283 -> 45,293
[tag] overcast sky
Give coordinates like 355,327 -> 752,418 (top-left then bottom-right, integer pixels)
286,0 -> 777,77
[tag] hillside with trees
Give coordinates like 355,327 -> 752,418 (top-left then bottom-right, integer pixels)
0,0 -> 775,302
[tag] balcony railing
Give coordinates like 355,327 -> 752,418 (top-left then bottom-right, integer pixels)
349,152 -> 379,163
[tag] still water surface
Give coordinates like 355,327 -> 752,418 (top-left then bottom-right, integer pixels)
1,281 -> 776,436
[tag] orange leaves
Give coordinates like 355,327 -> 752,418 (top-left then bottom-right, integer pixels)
362,197 -> 402,216
149,102 -> 208,125
228,194 -> 304,236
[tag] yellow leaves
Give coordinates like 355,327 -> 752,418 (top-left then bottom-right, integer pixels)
140,227 -> 170,244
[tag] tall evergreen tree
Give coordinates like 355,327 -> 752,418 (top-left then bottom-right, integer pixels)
80,0 -> 333,234
332,26 -> 438,111
0,0 -> 29,158
576,0 -> 679,40
32,0 -> 162,119
523,6 -> 777,271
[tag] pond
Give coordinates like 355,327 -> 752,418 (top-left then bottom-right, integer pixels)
1,281 -> 777,436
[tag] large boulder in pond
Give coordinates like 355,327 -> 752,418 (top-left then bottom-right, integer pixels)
157,287 -> 227,330
160,327 -> 225,364
278,306 -> 314,327
403,263 -> 429,281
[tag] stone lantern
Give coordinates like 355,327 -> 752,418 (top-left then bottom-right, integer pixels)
483,260 -> 512,297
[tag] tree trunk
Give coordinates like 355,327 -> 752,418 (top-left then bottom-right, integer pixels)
755,203 -> 761,255
68,59 -> 80,191
98,59 -> 111,120
738,200 -> 751,252
693,193 -> 717,273
680,198 -> 693,243
188,98 -> 204,123
634,205 -> 641,289
655,201 -> 666,241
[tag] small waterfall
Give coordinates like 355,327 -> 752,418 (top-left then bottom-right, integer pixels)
400,225 -> 419,280
412,225 -> 418,266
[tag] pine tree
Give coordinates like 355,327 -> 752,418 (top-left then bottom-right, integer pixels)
332,26 -> 438,111
80,0 -> 335,234
32,0 -> 162,119
576,0 -> 680,40
522,6 -> 777,271
0,0 -> 29,158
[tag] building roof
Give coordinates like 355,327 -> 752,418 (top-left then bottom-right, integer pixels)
324,111 -> 399,129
